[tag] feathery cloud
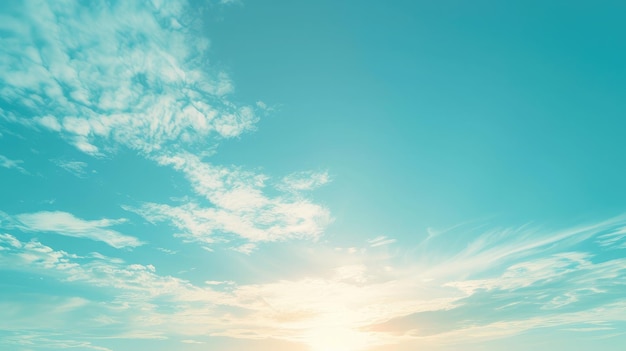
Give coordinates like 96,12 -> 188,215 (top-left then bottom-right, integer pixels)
128,153 -> 332,246
278,170 -> 330,193
4,211 -> 142,249
0,155 -> 28,174
368,236 -> 396,247
53,160 -> 89,177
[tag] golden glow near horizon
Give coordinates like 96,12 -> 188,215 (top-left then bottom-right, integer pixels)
305,326 -> 374,351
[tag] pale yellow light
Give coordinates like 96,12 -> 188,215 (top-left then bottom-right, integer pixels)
305,326 -> 372,351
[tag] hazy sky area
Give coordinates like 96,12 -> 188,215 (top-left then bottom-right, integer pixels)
1,1 -> 626,350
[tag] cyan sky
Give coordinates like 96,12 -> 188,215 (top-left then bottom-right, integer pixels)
1,1 -> 625,351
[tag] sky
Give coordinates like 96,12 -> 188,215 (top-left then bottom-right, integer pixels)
1,0 -> 626,350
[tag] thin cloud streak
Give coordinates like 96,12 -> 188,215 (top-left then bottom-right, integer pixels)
1,211 -> 142,249
0,154 -> 28,174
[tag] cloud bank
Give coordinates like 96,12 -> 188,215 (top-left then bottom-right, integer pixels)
1,217 -> 626,350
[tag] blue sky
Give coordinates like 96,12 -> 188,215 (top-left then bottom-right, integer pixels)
1,1 -> 626,350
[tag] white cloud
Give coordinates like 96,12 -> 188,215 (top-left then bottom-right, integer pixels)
0,235 -> 206,304
0,233 -> 22,249
128,153 -> 332,245
156,247 -> 178,255
596,226 -> 626,249
8,211 -> 142,249
0,0 -> 258,155
232,243 -> 256,254
0,154 -> 28,174
414,218 -> 624,282
181,339 -> 204,344
53,160 -> 89,177
444,252 -> 598,294
368,236 -> 396,247
34,115 -> 62,131
0,332 -> 113,351
278,170 -> 330,193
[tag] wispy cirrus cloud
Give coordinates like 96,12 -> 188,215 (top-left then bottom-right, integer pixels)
181,339 -> 204,344
596,226 -> 626,249
368,235 -> 396,247
1,211 -> 141,249
219,0 -> 242,5
0,332 -> 112,351
0,154 -> 28,174
277,170 -> 330,193
53,160 -> 89,178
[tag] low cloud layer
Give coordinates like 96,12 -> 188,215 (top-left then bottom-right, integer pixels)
1,217 -> 625,350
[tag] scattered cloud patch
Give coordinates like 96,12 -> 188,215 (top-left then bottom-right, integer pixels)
6,211 -> 142,249
0,154 -> 28,174
368,236 -> 396,247
53,160 -> 89,177
232,243 -> 256,254
34,115 -> 62,131
278,170 -> 330,193
127,153 -> 332,246
181,339 -> 204,344
0,332 -> 112,351
596,226 -> 626,249
156,247 -> 178,255
205,280 -> 235,286
0,233 -> 22,249
219,0 -> 242,5
0,1 -> 258,155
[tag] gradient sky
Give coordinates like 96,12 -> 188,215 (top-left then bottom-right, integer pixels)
1,1 -> 626,350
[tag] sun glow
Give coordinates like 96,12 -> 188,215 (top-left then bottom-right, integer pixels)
305,326 -> 375,351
